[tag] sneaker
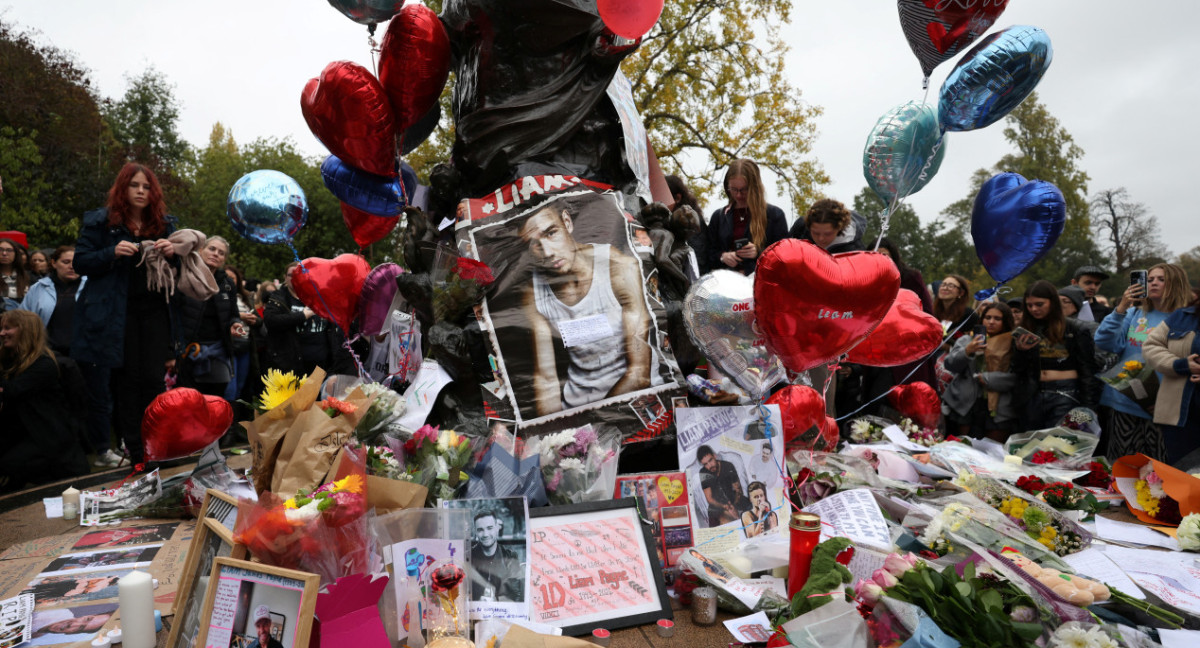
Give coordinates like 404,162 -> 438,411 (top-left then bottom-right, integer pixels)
94,449 -> 124,468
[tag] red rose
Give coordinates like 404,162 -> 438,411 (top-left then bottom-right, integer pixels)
431,562 -> 466,593
455,258 -> 495,286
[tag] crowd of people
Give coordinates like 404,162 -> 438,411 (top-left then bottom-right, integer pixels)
3,157 -> 1199,494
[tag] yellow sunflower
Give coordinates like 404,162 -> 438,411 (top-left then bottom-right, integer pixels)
332,474 -> 365,495
259,369 -> 305,411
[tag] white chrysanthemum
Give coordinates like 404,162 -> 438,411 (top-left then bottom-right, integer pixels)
850,419 -> 871,436
1049,625 -> 1091,648
1179,513 -> 1200,552
559,457 -> 585,473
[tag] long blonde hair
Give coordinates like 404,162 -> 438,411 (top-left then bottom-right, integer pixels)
724,159 -> 767,250
1148,263 -> 1190,314
0,310 -> 54,379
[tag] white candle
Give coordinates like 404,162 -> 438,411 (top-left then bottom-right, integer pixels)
62,503 -> 78,520
118,570 -> 156,648
62,486 -> 80,508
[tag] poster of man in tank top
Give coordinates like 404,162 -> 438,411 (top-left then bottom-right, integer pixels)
456,179 -> 684,437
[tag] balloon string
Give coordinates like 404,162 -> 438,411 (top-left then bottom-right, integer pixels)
757,401 -> 802,512
288,243 -> 371,382
833,313 -> 975,422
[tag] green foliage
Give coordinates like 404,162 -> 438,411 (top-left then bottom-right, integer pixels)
1177,246 -> 1200,286
626,0 -> 827,215
0,127 -> 80,244
103,67 -> 193,172
0,18 -> 116,234
855,186 -> 979,287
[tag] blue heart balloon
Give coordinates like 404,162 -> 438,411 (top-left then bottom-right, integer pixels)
939,25 -> 1053,132
863,101 -> 947,206
972,172 -> 1065,291
326,0 -> 404,25
321,155 -> 408,217
227,170 -> 308,245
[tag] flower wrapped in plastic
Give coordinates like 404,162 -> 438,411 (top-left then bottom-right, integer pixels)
403,425 -> 475,506
846,415 -> 892,444
1003,426 -> 1099,469
952,473 -> 1093,556
234,444 -> 371,584
522,424 -> 621,505
430,245 -> 495,325
1100,357 -> 1160,414
351,382 -> 407,443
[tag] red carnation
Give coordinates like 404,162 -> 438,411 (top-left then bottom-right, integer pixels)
1030,450 -> 1059,465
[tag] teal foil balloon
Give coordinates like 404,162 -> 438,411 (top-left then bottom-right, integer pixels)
939,25 -> 1053,132
227,170 -> 308,245
863,101 -> 947,206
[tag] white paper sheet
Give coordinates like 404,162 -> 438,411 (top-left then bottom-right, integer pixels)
43,497 -> 63,518
1159,628 -> 1200,648
880,425 -> 930,452
1104,546 -> 1200,616
1061,547 -> 1144,599
398,360 -> 453,431
803,488 -> 892,552
1094,516 -> 1179,551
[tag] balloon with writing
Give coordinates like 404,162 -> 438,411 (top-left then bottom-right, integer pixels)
227,170 -> 308,245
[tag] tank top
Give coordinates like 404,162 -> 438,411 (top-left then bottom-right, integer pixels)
532,244 -> 626,409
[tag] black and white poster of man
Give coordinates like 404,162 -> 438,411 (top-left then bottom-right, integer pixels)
441,496 -> 530,621
458,182 -> 683,437
675,405 -> 786,554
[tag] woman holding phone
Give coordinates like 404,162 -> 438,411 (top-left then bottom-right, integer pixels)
1095,264 -> 1189,460
1012,281 -> 1098,431
1141,270 -> 1200,464
941,302 -> 1020,440
706,159 -> 788,276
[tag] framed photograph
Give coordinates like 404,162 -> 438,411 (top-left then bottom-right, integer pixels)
441,496 -> 531,621
167,519 -> 246,648
528,498 -> 672,636
193,559 -> 317,648
196,488 -> 240,533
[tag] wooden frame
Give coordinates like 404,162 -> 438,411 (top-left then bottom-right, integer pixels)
196,488 -> 240,533
166,518 -> 247,648
528,497 -> 672,636
194,558 -> 319,648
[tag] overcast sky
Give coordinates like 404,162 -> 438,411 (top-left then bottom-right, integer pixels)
4,1 -> 1197,258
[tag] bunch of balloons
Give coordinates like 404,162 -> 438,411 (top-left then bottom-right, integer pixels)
304,2 -> 451,248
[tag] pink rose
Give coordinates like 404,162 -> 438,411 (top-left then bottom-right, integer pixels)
855,580 -> 884,606
872,568 -> 899,589
883,553 -> 913,578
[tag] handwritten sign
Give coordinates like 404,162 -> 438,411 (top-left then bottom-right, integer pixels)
204,575 -> 240,648
803,488 -> 892,552
556,314 -> 614,348
528,503 -> 668,634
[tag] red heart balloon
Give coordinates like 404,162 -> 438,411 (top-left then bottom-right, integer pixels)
142,388 -> 232,461
754,241 -> 899,373
765,386 -> 837,452
290,254 -> 372,333
342,202 -> 399,249
301,61 -> 397,178
888,382 -> 941,431
846,289 -> 942,367
597,0 -> 664,39
379,4 -> 451,134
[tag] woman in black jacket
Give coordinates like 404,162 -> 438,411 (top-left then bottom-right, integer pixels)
706,159 -> 788,275
0,310 -> 89,492
72,162 -> 179,465
1012,281 -> 1098,430
176,236 -> 239,396
263,262 -> 354,377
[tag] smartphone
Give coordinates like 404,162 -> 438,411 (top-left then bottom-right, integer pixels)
1130,270 -> 1148,296
733,237 -> 750,250
1013,326 -> 1042,344
972,324 -> 986,337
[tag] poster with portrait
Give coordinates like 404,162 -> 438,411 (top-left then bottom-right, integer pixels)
440,497 -> 531,621
456,179 -> 684,440
40,545 -> 161,575
26,602 -> 116,647
675,405 -> 787,554
612,472 -> 691,568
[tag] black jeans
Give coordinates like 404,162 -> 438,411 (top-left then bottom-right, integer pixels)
1025,378 -> 1080,431
111,299 -> 173,464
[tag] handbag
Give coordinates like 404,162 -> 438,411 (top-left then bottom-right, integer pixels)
181,341 -> 233,384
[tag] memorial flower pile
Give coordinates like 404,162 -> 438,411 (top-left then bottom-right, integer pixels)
848,416 -> 888,444
1178,514 -> 1200,552
1006,427 -> 1099,469
404,425 -> 474,505
900,416 -> 942,447
365,445 -> 406,480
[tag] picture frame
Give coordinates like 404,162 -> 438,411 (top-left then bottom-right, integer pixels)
193,559 -> 318,648
166,519 -> 246,648
196,488 -> 240,533
528,498 -> 672,636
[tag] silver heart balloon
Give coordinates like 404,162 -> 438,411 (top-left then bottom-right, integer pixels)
682,270 -> 786,399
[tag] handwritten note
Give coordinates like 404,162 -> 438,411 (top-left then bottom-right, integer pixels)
1062,547 -> 1144,599
529,512 -> 659,627
398,360 -> 453,431
556,314 -> 614,348
1104,547 -> 1200,616
204,575 -> 240,648
803,489 -> 892,552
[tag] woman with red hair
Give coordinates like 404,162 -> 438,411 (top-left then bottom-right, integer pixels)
72,163 -> 180,466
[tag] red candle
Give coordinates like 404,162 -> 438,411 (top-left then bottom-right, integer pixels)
787,512 -> 821,600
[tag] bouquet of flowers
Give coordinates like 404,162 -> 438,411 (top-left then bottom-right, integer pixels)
250,368 -> 307,414
1100,359 -> 1159,414
899,416 -> 942,447
350,382 -> 406,443
431,246 -> 495,324
954,473 -> 1092,556
1076,460 -> 1113,490
1004,427 -> 1099,469
905,493 -> 1071,571
847,416 -> 891,444
1179,514 -> 1200,552
234,445 -> 371,584
1132,462 -> 1182,524
403,425 -> 474,506
522,425 -> 621,505
365,444 -> 407,481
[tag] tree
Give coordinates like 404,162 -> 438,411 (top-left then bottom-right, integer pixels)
103,67 -> 193,172
940,93 -> 1099,294
1177,246 -> 1200,286
626,0 -> 827,213
1090,187 -> 1167,277
0,17 -> 115,236
0,126 -> 79,243
404,1 -> 828,214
